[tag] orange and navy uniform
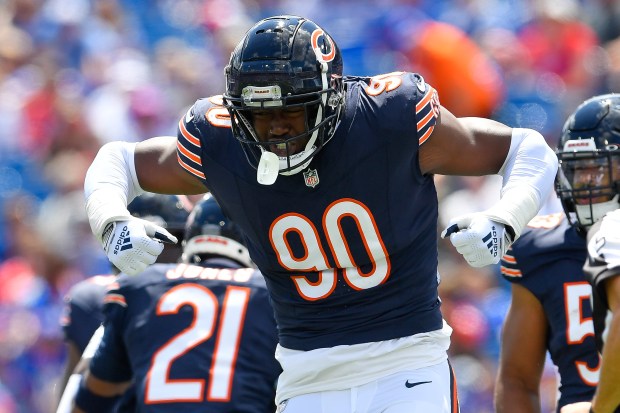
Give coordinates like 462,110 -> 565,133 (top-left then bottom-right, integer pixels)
89,261 -> 280,413
501,213 -> 599,410
176,72 -> 443,351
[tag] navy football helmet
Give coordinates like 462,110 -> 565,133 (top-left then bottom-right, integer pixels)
182,194 -> 253,267
223,15 -> 344,181
127,193 -> 191,263
556,94 -> 620,234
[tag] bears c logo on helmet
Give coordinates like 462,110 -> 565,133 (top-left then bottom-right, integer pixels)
311,29 -> 336,62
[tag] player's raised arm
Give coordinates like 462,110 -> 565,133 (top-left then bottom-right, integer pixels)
84,135 -> 206,275
421,106 -> 558,268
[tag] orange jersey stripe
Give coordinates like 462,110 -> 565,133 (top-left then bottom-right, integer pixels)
452,378 -> 459,413
418,125 -> 434,146
502,255 -> 517,264
417,109 -> 436,132
179,119 -> 201,147
177,154 -> 206,179
415,86 -> 435,113
177,140 -> 202,165
501,267 -> 522,277
103,294 -> 127,306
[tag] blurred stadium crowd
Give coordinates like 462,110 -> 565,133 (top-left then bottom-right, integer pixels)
0,0 -> 619,411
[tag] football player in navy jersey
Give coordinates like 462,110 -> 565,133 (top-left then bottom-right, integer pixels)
71,194 -> 280,413
498,94 -> 620,413
82,15 -> 558,412
496,210 -> 599,413
562,95 -> 620,413
57,194 -> 190,412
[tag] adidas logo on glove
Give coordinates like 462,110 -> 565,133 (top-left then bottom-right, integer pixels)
483,226 -> 499,257
101,218 -> 177,276
441,215 -> 509,267
113,226 -> 133,255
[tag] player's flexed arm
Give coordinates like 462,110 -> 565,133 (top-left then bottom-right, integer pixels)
86,72 -> 556,276
85,135 -> 205,275
420,106 -> 558,267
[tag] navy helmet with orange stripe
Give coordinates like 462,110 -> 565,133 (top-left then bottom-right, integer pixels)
556,94 -> 620,234
223,15 -> 345,182
181,194 -> 253,268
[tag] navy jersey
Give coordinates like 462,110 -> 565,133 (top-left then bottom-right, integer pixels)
62,275 -> 138,412
501,213 -> 599,409
177,72 -> 443,351
90,262 -> 280,413
61,274 -> 117,353
584,215 -> 620,353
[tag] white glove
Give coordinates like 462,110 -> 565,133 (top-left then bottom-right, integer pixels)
441,214 -> 511,268
102,218 -> 178,275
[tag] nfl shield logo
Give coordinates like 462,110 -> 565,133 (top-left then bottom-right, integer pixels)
303,169 -> 319,188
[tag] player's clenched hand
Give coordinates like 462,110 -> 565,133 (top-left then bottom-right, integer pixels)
441,213 -> 509,267
101,218 -> 177,275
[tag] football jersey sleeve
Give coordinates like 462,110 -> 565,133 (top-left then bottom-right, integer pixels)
176,96 -> 232,188
500,247 -> 523,281
89,289 -> 133,383
500,245 -> 542,296
177,102 -> 207,182
413,75 -> 441,146
500,213 -> 574,290
60,275 -> 116,353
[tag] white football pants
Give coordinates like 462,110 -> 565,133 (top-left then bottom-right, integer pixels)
276,360 -> 459,413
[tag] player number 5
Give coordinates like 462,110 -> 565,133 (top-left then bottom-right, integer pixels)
565,282 -> 600,386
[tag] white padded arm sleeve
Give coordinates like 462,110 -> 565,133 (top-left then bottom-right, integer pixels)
84,141 -> 145,241
483,128 -> 558,240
